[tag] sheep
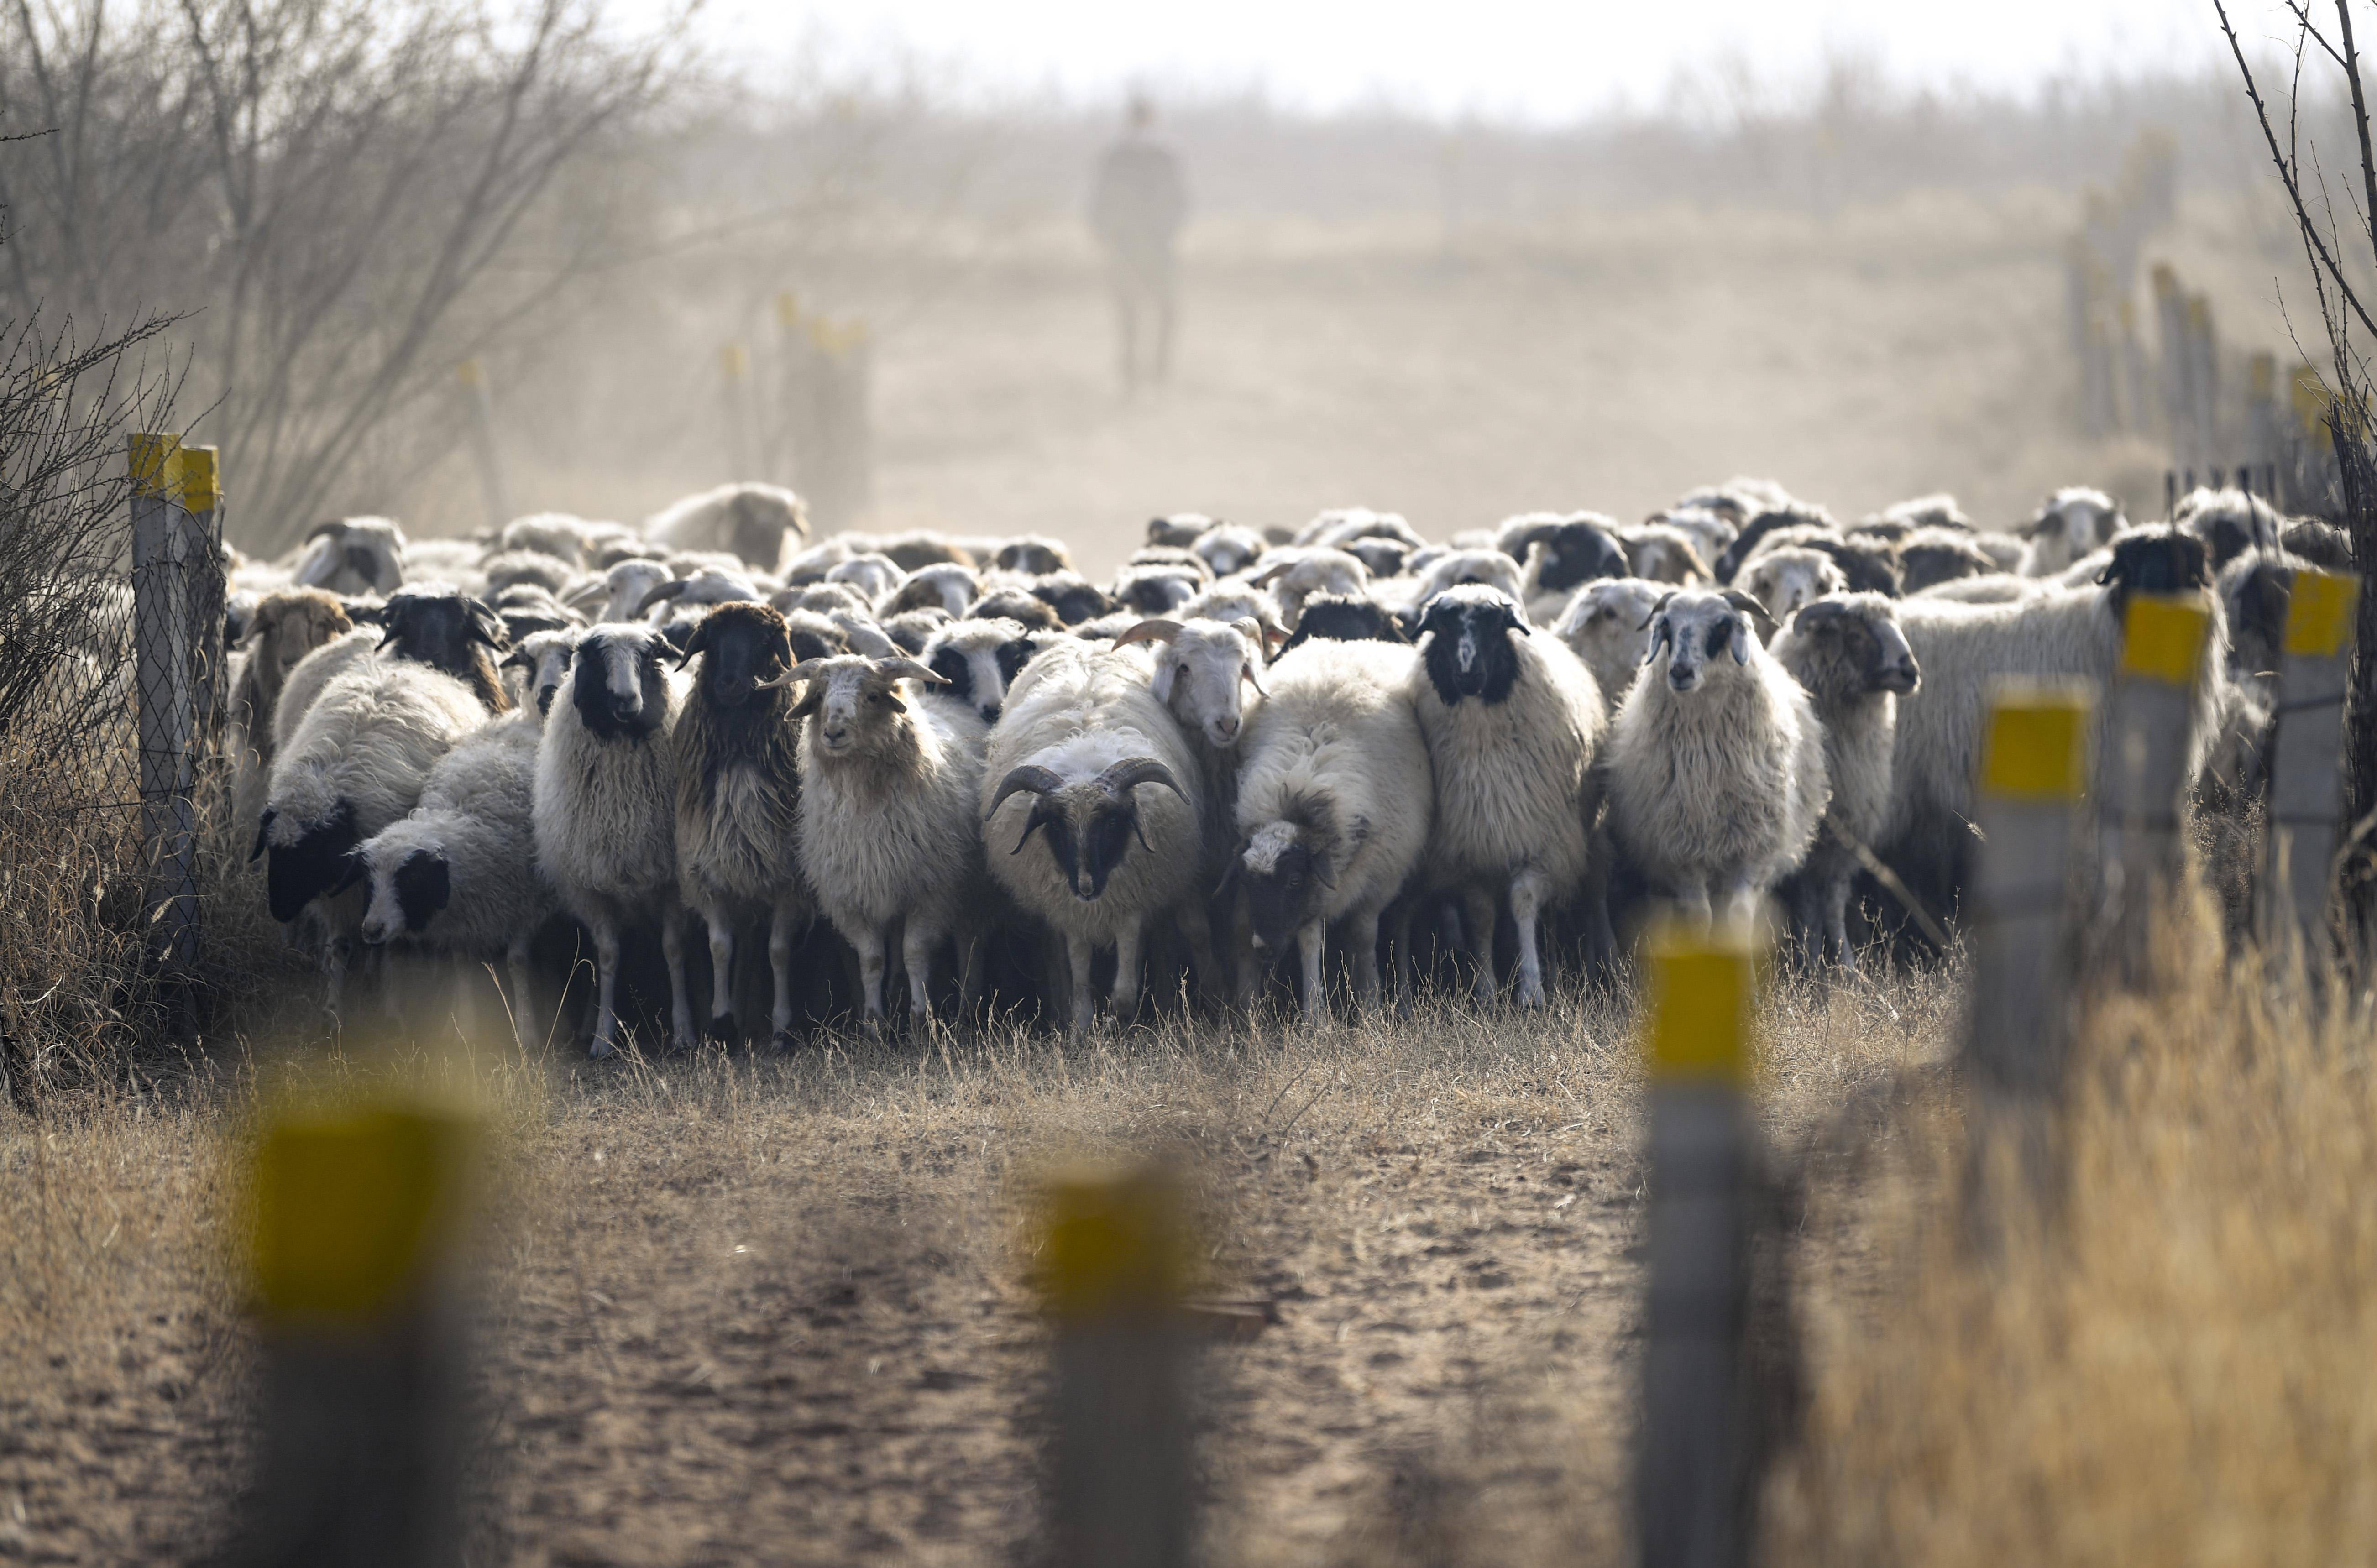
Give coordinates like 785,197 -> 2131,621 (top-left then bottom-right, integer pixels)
492,584 -> 581,641
2219,548 -> 2320,691
1030,570 -> 1119,626
501,627 -> 583,717
1225,638 -> 1433,1019
782,536 -> 863,584
1606,589 -> 1829,930
1735,547 -> 1848,627
993,535 -> 1073,575
1620,523 -> 1712,585
921,616 -> 1041,726
230,589 -> 355,788
1072,610 -> 1143,643
970,588 -> 1064,631
498,512 -> 598,565
880,562 -> 980,618
1714,502 -> 1836,580
1126,545 -> 1213,578
1296,507 -> 1425,552
291,516 -> 408,598
782,609 -> 854,662
1413,549 -> 1527,618
1733,523 -> 1902,597
1896,527 -> 2000,593
1113,563 -> 1206,615
255,659 -> 488,1006
1251,548 -> 1369,628
480,549 -> 575,598
1340,535 -> 1412,578
1767,595 -> 1920,967
1179,582 -> 1285,636
1192,523 -> 1267,578
1915,574 -> 2041,605
270,628 -> 385,758
1278,593 -> 1408,654
825,552 -> 906,603
1146,513 -> 1217,548
349,707 -> 553,1016
2283,518 -> 2352,570
644,481 -> 808,573
980,639 -> 1211,1036
1645,505 -> 1739,567
1510,517 -> 1630,623
660,604 -> 815,1046
777,655 -> 989,1029
1881,529 -> 2225,906
534,624 -> 696,1057
1551,578 -> 1667,717
2018,486 -> 2128,576
872,530 -> 975,572
2173,486 -> 2283,569
773,581 -> 873,621
632,566 -> 768,626
1972,533 -> 2029,573
1408,585 -> 1606,1006
571,559 -> 675,624
370,586 -> 513,711
1870,493 -> 1973,532
882,607 -> 953,654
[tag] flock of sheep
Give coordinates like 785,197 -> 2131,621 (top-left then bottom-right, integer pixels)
217,476 -> 2335,1051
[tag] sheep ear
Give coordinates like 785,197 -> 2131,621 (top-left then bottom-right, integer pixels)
675,615 -> 714,669
249,809 -> 275,863
1151,657 -> 1178,705
1729,618 -> 1752,664
1241,661 -> 1267,696
789,687 -> 823,719
326,854 -> 365,898
1010,798 -> 1056,855
1643,620 -> 1672,664
466,599 -> 508,649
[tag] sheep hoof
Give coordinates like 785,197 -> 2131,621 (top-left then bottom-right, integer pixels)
587,1036 -> 616,1061
705,1011 -> 738,1045
770,1028 -> 800,1053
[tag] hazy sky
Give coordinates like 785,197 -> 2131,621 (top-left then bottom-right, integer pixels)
666,1 -> 2293,120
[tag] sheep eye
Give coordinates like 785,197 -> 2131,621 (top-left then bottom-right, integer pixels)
868,692 -> 885,704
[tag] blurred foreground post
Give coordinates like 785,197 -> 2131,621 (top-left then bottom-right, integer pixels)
1040,1167 -> 1189,1568
1637,926 -> 1754,1568
131,433 -> 201,975
719,340 -> 755,477
1964,685 -> 2092,1216
234,1103 -> 474,1568
2260,569 -> 2360,958
2097,595 -> 2212,982
456,361 -> 511,531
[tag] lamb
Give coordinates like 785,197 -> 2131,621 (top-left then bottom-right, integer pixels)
291,517 -> 407,597
534,624 -> 696,1057
1881,529 -> 2225,904
1408,585 -> 1606,1006
2018,486 -> 2128,576
1550,578 -> 1666,716
980,638 -> 1210,1036
643,481 -> 809,572
666,604 -> 813,1046
1606,589 -> 1829,930
501,627 -> 583,717
1251,548 -> 1369,628
1767,595 -> 1920,967
229,590 -> 355,830
922,616 -> 1044,725
255,659 -> 488,1006
1226,638 -> 1433,1019
782,655 -> 989,1029
349,708 -> 553,1016
1735,547 -> 1848,626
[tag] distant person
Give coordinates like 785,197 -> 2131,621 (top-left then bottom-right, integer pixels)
1089,96 -> 1188,392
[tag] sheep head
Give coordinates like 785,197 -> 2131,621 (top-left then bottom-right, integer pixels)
1738,547 -> 1847,625
1524,520 -> 1631,596
1781,595 -> 1919,701
770,655 -> 948,758
2098,528 -> 2212,614
994,536 -> 1073,575
1118,617 -> 1268,748
1029,571 -> 1117,626
257,798 -> 361,925
503,627 -> 583,717
1279,593 -> 1408,653
570,626 -> 673,739
1146,513 -> 1215,549
1227,815 -> 1346,951
1192,523 -> 1265,578
1643,589 -> 1775,693
726,485 -> 807,572
356,835 -> 450,945
925,617 -> 1038,724
989,756 -> 1185,902
249,589 -> 353,685
677,601 -> 793,710
1417,585 -> 1529,706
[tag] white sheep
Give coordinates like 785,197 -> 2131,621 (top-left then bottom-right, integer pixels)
1767,594 -> 1920,967
980,639 -> 1211,1036
1605,589 -> 1829,930
643,481 -> 809,573
1551,578 -> 1666,717
1227,638 -> 1433,1019
500,627 -> 584,718
1408,585 -> 1606,1006
533,623 -> 696,1057
290,516 -> 407,597
2018,486 -> 2128,576
1251,547 -> 1369,628
1735,546 -> 1848,627
1192,523 -> 1267,578
783,655 -> 989,1030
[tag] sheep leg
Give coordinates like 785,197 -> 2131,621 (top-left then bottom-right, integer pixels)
1461,888 -> 1500,1007
852,924 -> 890,1033
1581,832 -> 1620,975
1823,868 -> 1857,974
589,915 -> 623,1059
450,953 -> 480,1042
322,936 -> 350,1025
702,908 -> 737,1041
768,901 -> 801,1047
958,928 -> 986,1014
1718,879 -> 1758,934
660,901 -> 696,1051
1296,918 -> 1327,1024
902,917 -> 944,1027
1675,884 -> 1714,933
503,934 -> 534,1051
1510,867 -> 1551,1009
1348,905 -> 1386,1014
1177,902 -> 1220,1009
1112,917 -> 1146,1024
1066,933 -> 1096,1039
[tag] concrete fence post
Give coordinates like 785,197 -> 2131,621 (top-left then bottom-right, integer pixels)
457,361 -> 511,532
1637,925 -> 1755,1568
2096,595 -> 2213,983
1964,683 -> 2094,1215
233,1100 -> 474,1568
2259,569 -> 2360,960
179,445 -> 228,760
1040,1167 -> 1190,1568
131,432 -> 200,974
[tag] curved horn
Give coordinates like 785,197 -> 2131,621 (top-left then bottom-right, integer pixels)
465,598 -> 508,648
754,656 -> 833,690
1721,588 -> 1780,634
563,578 -> 608,607
630,578 -> 690,619
303,518 -> 349,544
1094,756 -> 1185,801
1634,590 -> 1679,632
986,763 -> 1066,821
1230,617 -> 1275,656
1248,556 -> 1297,587
1113,617 -> 1184,647
873,657 -> 949,687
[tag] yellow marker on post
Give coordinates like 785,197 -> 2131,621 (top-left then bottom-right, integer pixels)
721,341 -> 749,380
1980,685 -> 2091,802
2119,594 -> 2212,685
178,444 -> 220,515
129,431 -> 182,497
250,1104 -> 470,1324
2285,569 -> 2360,659
1645,929 -> 1753,1086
